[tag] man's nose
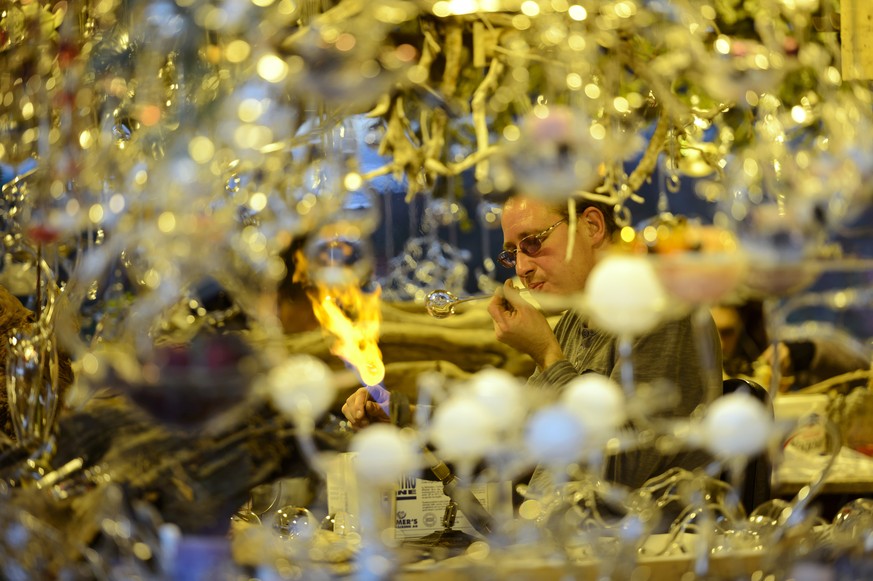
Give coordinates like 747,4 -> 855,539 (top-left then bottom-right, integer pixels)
515,252 -> 535,278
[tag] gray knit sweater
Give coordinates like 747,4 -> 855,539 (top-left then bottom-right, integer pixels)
528,309 -> 722,489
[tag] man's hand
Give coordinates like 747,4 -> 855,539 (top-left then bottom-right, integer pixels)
753,342 -> 794,392
341,386 -> 391,429
487,279 -> 564,370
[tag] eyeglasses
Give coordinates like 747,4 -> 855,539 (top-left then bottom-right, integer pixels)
497,218 -> 566,268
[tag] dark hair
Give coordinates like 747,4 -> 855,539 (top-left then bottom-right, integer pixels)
562,197 -> 619,238
719,299 -> 769,377
495,188 -> 620,237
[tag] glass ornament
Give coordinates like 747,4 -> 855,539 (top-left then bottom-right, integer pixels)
429,395 -> 498,465
498,105 -> 601,203
6,324 -> 61,448
832,499 -> 873,550
320,511 -> 361,537
118,333 -> 259,432
273,506 -> 317,541
424,289 -> 490,318
524,405 -> 586,467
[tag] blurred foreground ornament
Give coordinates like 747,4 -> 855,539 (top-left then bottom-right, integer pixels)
273,505 -> 317,541
1,254 -> 70,478
735,202 -> 823,297
281,0 -> 420,111
350,424 -> 419,487
560,374 -> 627,442
118,333 -> 259,432
265,354 -> 337,425
700,38 -> 785,105
6,324 -> 62,449
584,253 -> 670,397
494,105 -> 601,203
0,501 -> 104,579
585,254 -> 668,338
349,423 -> 419,580
430,394 -> 498,469
306,222 -> 375,288
627,217 -> 749,308
524,405 -> 586,469
832,498 -> 873,548
617,215 -> 748,404
464,368 -> 524,435
700,391 -> 772,459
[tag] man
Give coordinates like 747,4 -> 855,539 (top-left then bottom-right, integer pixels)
488,194 -> 719,489
344,194 -> 721,489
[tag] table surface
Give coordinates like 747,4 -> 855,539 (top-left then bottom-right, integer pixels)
395,547 -> 769,581
774,445 -> 873,496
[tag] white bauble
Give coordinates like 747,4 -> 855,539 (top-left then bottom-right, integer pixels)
350,424 -> 419,486
466,368 -> 524,433
561,373 -> 627,437
430,395 -> 498,461
585,254 -> 668,336
266,355 -> 336,422
702,392 -> 772,457
524,405 -> 586,465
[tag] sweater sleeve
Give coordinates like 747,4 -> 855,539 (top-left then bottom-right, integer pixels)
628,314 -> 721,416
527,310 -> 721,417
523,310 -> 720,490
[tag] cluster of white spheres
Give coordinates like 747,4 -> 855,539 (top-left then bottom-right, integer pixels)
585,254 -> 668,337
264,354 -> 337,423
428,368 -> 527,460
701,391 -> 773,458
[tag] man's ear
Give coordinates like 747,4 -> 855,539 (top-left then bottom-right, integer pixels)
581,206 -> 607,246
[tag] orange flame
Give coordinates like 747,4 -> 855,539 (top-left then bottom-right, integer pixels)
309,281 -> 385,387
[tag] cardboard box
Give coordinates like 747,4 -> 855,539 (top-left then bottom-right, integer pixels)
326,453 -> 512,540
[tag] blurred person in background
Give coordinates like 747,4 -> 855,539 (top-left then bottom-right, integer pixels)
711,299 -> 870,393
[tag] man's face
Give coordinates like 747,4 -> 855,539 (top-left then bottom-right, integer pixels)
500,196 -> 602,295
710,305 -> 743,359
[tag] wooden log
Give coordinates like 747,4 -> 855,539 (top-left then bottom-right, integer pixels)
841,0 -> 873,80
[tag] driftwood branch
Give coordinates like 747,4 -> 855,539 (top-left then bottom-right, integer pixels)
627,113 -> 671,194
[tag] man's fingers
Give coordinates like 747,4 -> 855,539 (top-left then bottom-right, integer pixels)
343,403 -> 369,428
352,388 -> 370,418
341,388 -> 368,422
488,286 -> 511,319
365,401 -> 389,422
341,387 -> 392,428
501,279 -> 524,308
